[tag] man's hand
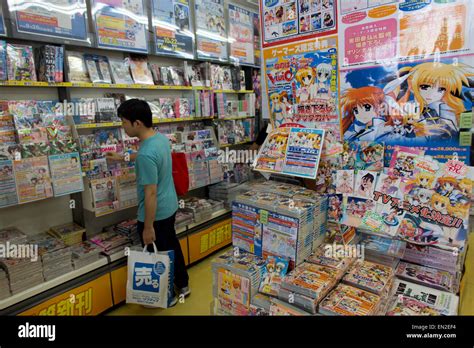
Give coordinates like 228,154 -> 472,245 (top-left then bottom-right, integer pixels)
143,225 -> 156,246
105,152 -> 124,161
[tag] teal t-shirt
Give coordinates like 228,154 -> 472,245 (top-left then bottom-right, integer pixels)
136,132 -> 178,222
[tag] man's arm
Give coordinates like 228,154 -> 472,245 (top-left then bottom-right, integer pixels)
143,184 -> 157,245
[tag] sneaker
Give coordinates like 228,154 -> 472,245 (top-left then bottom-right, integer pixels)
177,286 -> 191,297
168,296 -> 178,307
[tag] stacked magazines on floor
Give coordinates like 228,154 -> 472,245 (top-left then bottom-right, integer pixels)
90,231 -> 131,256
28,232 -> 73,281
48,222 -> 86,246
71,241 -> 102,269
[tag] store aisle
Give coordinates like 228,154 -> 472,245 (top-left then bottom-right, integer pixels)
107,248 -> 228,316
109,239 -> 474,316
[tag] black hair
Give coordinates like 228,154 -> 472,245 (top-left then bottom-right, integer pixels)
117,99 -> 152,128
362,173 -> 375,183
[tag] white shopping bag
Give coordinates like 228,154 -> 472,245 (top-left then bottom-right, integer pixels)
126,243 -> 175,308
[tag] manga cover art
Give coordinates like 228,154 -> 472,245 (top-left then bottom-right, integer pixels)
396,261 -> 455,293
264,37 -> 338,129
340,56 -> 474,164
343,259 -> 393,295
259,256 -> 289,297
386,296 -> 443,316
335,170 -> 354,195
254,128 -> 289,173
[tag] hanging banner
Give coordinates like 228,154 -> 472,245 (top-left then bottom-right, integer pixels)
229,3 -> 255,65
195,0 -> 228,61
263,36 -> 340,135
93,0 -> 149,53
151,0 -> 195,59
8,0 -> 88,42
261,0 -> 337,47
338,0 -> 474,69
340,55 -> 474,165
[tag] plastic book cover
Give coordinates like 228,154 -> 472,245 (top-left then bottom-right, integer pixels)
0,40 -> 6,81
359,234 -> 406,258
217,268 -> 250,307
343,260 -> 393,294
319,284 -> 381,316
90,177 -> 118,216
109,58 -> 134,85
259,256 -> 289,297
168,67 -> 184,86
149,63 -> 162,85
306,244 -> 355,272
13,156 -> 53,204
185,62 -> 203,87
335,170 -> 354,195
20,143 -> 50,158
129,56 -> 154,85
386,296 -> 443,316
7,44 -> 37,81
160,67 -> 173,85
396,261 -> 454,292
66,51 -> 90,83
0,159 -> 18,208
93,129 -> 122,153
84,54 -> 111,84
392,279 -> 459,316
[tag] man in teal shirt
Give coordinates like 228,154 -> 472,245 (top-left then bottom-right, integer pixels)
112,99 -> 190,304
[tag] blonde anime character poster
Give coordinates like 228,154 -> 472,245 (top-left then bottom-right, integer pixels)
340,55 -> 474,165
263,36 -> 340,133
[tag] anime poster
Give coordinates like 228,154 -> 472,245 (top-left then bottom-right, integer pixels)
340,55 -> 474,165
282,128 -> 325,179
93,0 -> 149,53
261,0 -> 336,47
8,0 -> 88,41
263,36 -> 339,130
0,160 -> 18,208
151,0 -> 194,59
195,0 -> 228,61
253,12 -> 262,65
338,0 -> 474,69
229,4 -> 254,65
48,152 -> 84,197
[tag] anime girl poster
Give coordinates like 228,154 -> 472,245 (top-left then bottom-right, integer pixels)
264,36 -> 339,130
340,55 -> 474,165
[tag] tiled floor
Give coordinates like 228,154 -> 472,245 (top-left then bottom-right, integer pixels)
109,236 -> 474,316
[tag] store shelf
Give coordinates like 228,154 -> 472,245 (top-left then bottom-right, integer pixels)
75,122 -> 123,129
213,89 -> 254,93
186,208 -> 231,230
216,115 -> 255,120
0,256 -> 109,310
0,82 -> 252,93
220,141 -> 253,148
74,117 -> 214,129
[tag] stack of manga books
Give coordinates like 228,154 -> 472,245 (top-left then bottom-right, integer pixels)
90,231 -> 131,256
208,181 -> 255,209
358,233 -> 406,269
211,249 -> 266,315
249,292 -> 272,316
318,283 -> 382,316
28,232 -> 73,281
114,219 -> 140,246
37,45 -> 64,83
269,298 -> 311,316
48,222 -> 86,246
175,210 -> 194,230
396,261 -> 458,294
180,197 -> 224,223
306,243 -> 356,275
388,278 -> 459,315
0,269 -> 10,300
71,241 -> 102,269
277,262 -> 340,314
342,259 -> 395,314
194,90 -> 213,117
0,258 -> 44,294
0,226 -> 27,246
